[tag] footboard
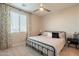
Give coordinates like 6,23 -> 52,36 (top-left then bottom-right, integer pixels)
26,39 -> 56,56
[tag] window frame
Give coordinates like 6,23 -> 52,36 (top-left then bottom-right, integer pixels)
10,11 -> 27,33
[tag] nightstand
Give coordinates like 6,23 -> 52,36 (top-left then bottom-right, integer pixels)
38,33 -> 42,36
67,38 -> 79,49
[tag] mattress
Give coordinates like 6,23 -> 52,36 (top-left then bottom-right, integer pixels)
28,36 -> 66,55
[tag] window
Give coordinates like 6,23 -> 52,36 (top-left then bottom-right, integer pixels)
10,11 -> 19,32
20,14 -> 27,32
10,11 -> 27,33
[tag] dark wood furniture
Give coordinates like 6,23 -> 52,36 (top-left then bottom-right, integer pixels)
38,33 -> 42,36
67,38 -> 79,49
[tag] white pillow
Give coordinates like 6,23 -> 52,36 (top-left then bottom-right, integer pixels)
42,32 -> 52,37
59,32 -> 65,38
47,32 -> 52,37
42,32 -> 48,36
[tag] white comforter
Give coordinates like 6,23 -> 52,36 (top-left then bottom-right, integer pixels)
28,36 -> 66,55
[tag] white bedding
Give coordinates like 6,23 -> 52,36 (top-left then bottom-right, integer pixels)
28,35 -> 66,55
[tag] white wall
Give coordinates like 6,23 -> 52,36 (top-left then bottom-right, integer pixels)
43,5 -> 79,35
30,14 -> 42,36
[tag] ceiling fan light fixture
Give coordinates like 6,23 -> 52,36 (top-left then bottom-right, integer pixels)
33,3 -> 50,12
39,7 -> 44,11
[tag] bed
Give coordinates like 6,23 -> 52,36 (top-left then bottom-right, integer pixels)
26,31 -> 66,56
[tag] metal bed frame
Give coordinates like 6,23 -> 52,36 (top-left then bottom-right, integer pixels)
26,38 -> 56,56
26,31 -> 66,56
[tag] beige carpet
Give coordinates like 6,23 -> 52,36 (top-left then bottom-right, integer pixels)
0,44 -> 79,56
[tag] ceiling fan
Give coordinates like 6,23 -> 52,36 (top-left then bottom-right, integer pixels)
33,4 -> 51,12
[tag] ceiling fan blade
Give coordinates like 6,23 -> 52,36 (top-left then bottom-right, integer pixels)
44,8 -> 50,12
33,9 -> 39,12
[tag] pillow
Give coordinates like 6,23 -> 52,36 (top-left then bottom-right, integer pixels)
59,32 -> 65,38
47,32 -> 52,37
42,32 -> 48,36
52,32 -> 59,38
42,32 -> 52,37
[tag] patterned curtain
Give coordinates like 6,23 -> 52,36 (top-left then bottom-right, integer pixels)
0,4 -> 11,49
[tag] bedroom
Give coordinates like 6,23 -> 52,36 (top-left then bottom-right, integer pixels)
0,3 -> 79,56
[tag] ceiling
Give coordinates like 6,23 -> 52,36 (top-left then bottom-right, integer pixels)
8,3 -> 78,16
